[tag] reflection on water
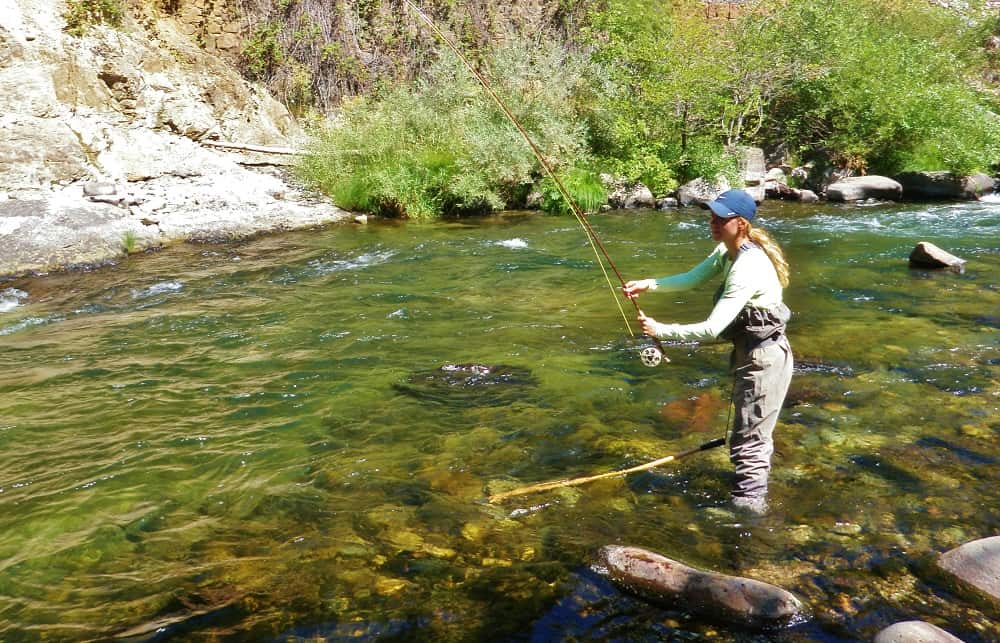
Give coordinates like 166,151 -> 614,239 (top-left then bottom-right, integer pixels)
0,201 -> 997,641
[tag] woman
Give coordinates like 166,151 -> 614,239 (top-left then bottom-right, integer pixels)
623,189 -> 793,515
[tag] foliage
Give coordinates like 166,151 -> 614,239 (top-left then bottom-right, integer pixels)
242,21 -> 285,77
290,0 -> 998,209
582,0 -> 744,188
63,0 -> 125,36
581,0 -> 1000,180
122,230 -> 137,254
298,38 -> 597,220
235,0 -> 598,110
751,0 -> 1000,175
538,168 -> 607,216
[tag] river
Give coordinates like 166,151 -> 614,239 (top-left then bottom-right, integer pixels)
0,198 -> 997,641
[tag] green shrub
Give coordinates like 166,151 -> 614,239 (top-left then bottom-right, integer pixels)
298,37 -> 598,220
753,0 -> 1000,175
63,0 -> 124,36
242,21 -> 285,78
539,168 -> 607,215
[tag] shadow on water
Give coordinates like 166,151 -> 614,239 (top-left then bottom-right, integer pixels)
392,363 -> 538,407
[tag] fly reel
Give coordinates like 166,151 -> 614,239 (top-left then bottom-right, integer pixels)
639,345 -> 663,367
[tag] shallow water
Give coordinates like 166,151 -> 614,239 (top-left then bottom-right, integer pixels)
0,200 -> 997,641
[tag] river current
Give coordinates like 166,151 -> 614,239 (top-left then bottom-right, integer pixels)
0,199 -> 997,641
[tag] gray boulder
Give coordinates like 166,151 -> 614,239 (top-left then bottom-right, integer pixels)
873,621 -> 964,643
909,242 -> 967,274
827,176 -> 903,202
597,545 -> 806,630
608,182 -> 656,209
937,535 -> 1000,607
895,171 -> 996,200
676,176 -> 731,207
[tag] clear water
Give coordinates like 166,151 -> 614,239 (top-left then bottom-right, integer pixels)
0,200 -> 997,642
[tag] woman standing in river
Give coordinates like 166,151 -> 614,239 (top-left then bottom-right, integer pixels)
623,189 -> 793,515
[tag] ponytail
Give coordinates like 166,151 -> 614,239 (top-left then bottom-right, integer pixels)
746,223 -> 789,288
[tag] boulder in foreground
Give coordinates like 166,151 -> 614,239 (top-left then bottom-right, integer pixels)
597,545 -> 806,630
937,535 -> 1000,608
873,620 -> 964,643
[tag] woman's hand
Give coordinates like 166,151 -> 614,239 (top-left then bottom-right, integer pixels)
623,279 -> 656,299
637,311 -> 660,338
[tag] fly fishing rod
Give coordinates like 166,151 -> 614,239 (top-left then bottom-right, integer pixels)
403,0 -> 668,367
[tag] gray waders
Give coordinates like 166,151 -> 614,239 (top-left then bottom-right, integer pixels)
723,304 -> 793,501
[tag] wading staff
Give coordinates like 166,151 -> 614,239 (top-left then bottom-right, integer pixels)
402,0 -> 668,366
488,437 -> 726,503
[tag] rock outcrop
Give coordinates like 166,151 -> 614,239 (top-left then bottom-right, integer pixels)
0,0 -> 348,278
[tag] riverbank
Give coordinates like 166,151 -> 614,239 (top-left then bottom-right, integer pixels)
0,152 -> 351,280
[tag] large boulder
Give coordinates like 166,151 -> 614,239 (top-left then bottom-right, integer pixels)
826,175 -> 903,202
895,171 -> 996,200
936,536 -> 1000,608
873,621 -> 964,643
597,545 -> 806,630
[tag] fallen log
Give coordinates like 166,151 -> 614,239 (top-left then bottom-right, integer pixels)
202,140 -> 302,155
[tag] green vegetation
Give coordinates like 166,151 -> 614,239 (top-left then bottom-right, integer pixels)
122,230 -> 137,254
299,39 -> 598,220
288,0 -> 999,219
754,0 -> 1000,175
242,21 -> 285,77
63,0 -> 125,36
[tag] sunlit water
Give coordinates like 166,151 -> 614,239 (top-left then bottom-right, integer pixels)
0,200 -> 997,641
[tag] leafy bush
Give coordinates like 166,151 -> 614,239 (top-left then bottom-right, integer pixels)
751,0 -> 1000,174
538,168 -> 607,215
242,21 -> 285,78
298,38 -> 598,220
63,0 -> 124,36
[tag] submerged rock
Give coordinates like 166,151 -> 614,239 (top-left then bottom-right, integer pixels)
393,363 -> 536,406
936,535 -> 1000,607
873,620 -> 964,643
596,545 -> 807,630
909,241 -> 967,274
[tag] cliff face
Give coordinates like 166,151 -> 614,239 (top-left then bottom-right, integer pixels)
0,0 -> 298,195
0,0 -> 346,278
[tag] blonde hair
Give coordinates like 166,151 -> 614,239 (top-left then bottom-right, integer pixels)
745,222 -> 790,288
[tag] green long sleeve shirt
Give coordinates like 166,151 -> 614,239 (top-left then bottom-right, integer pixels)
648,242 -> 784,342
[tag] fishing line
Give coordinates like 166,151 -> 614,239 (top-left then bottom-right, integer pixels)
403,0 -> 668,365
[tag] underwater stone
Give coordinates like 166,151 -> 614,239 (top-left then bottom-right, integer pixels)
596,545 -> 807,630
937,535 -> 1000,607
873,620 -> 964,643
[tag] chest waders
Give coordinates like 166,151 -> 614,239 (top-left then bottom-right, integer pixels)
716,243 -> 794,506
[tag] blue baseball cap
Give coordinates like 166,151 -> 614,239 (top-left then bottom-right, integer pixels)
706,189 -> 756,221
